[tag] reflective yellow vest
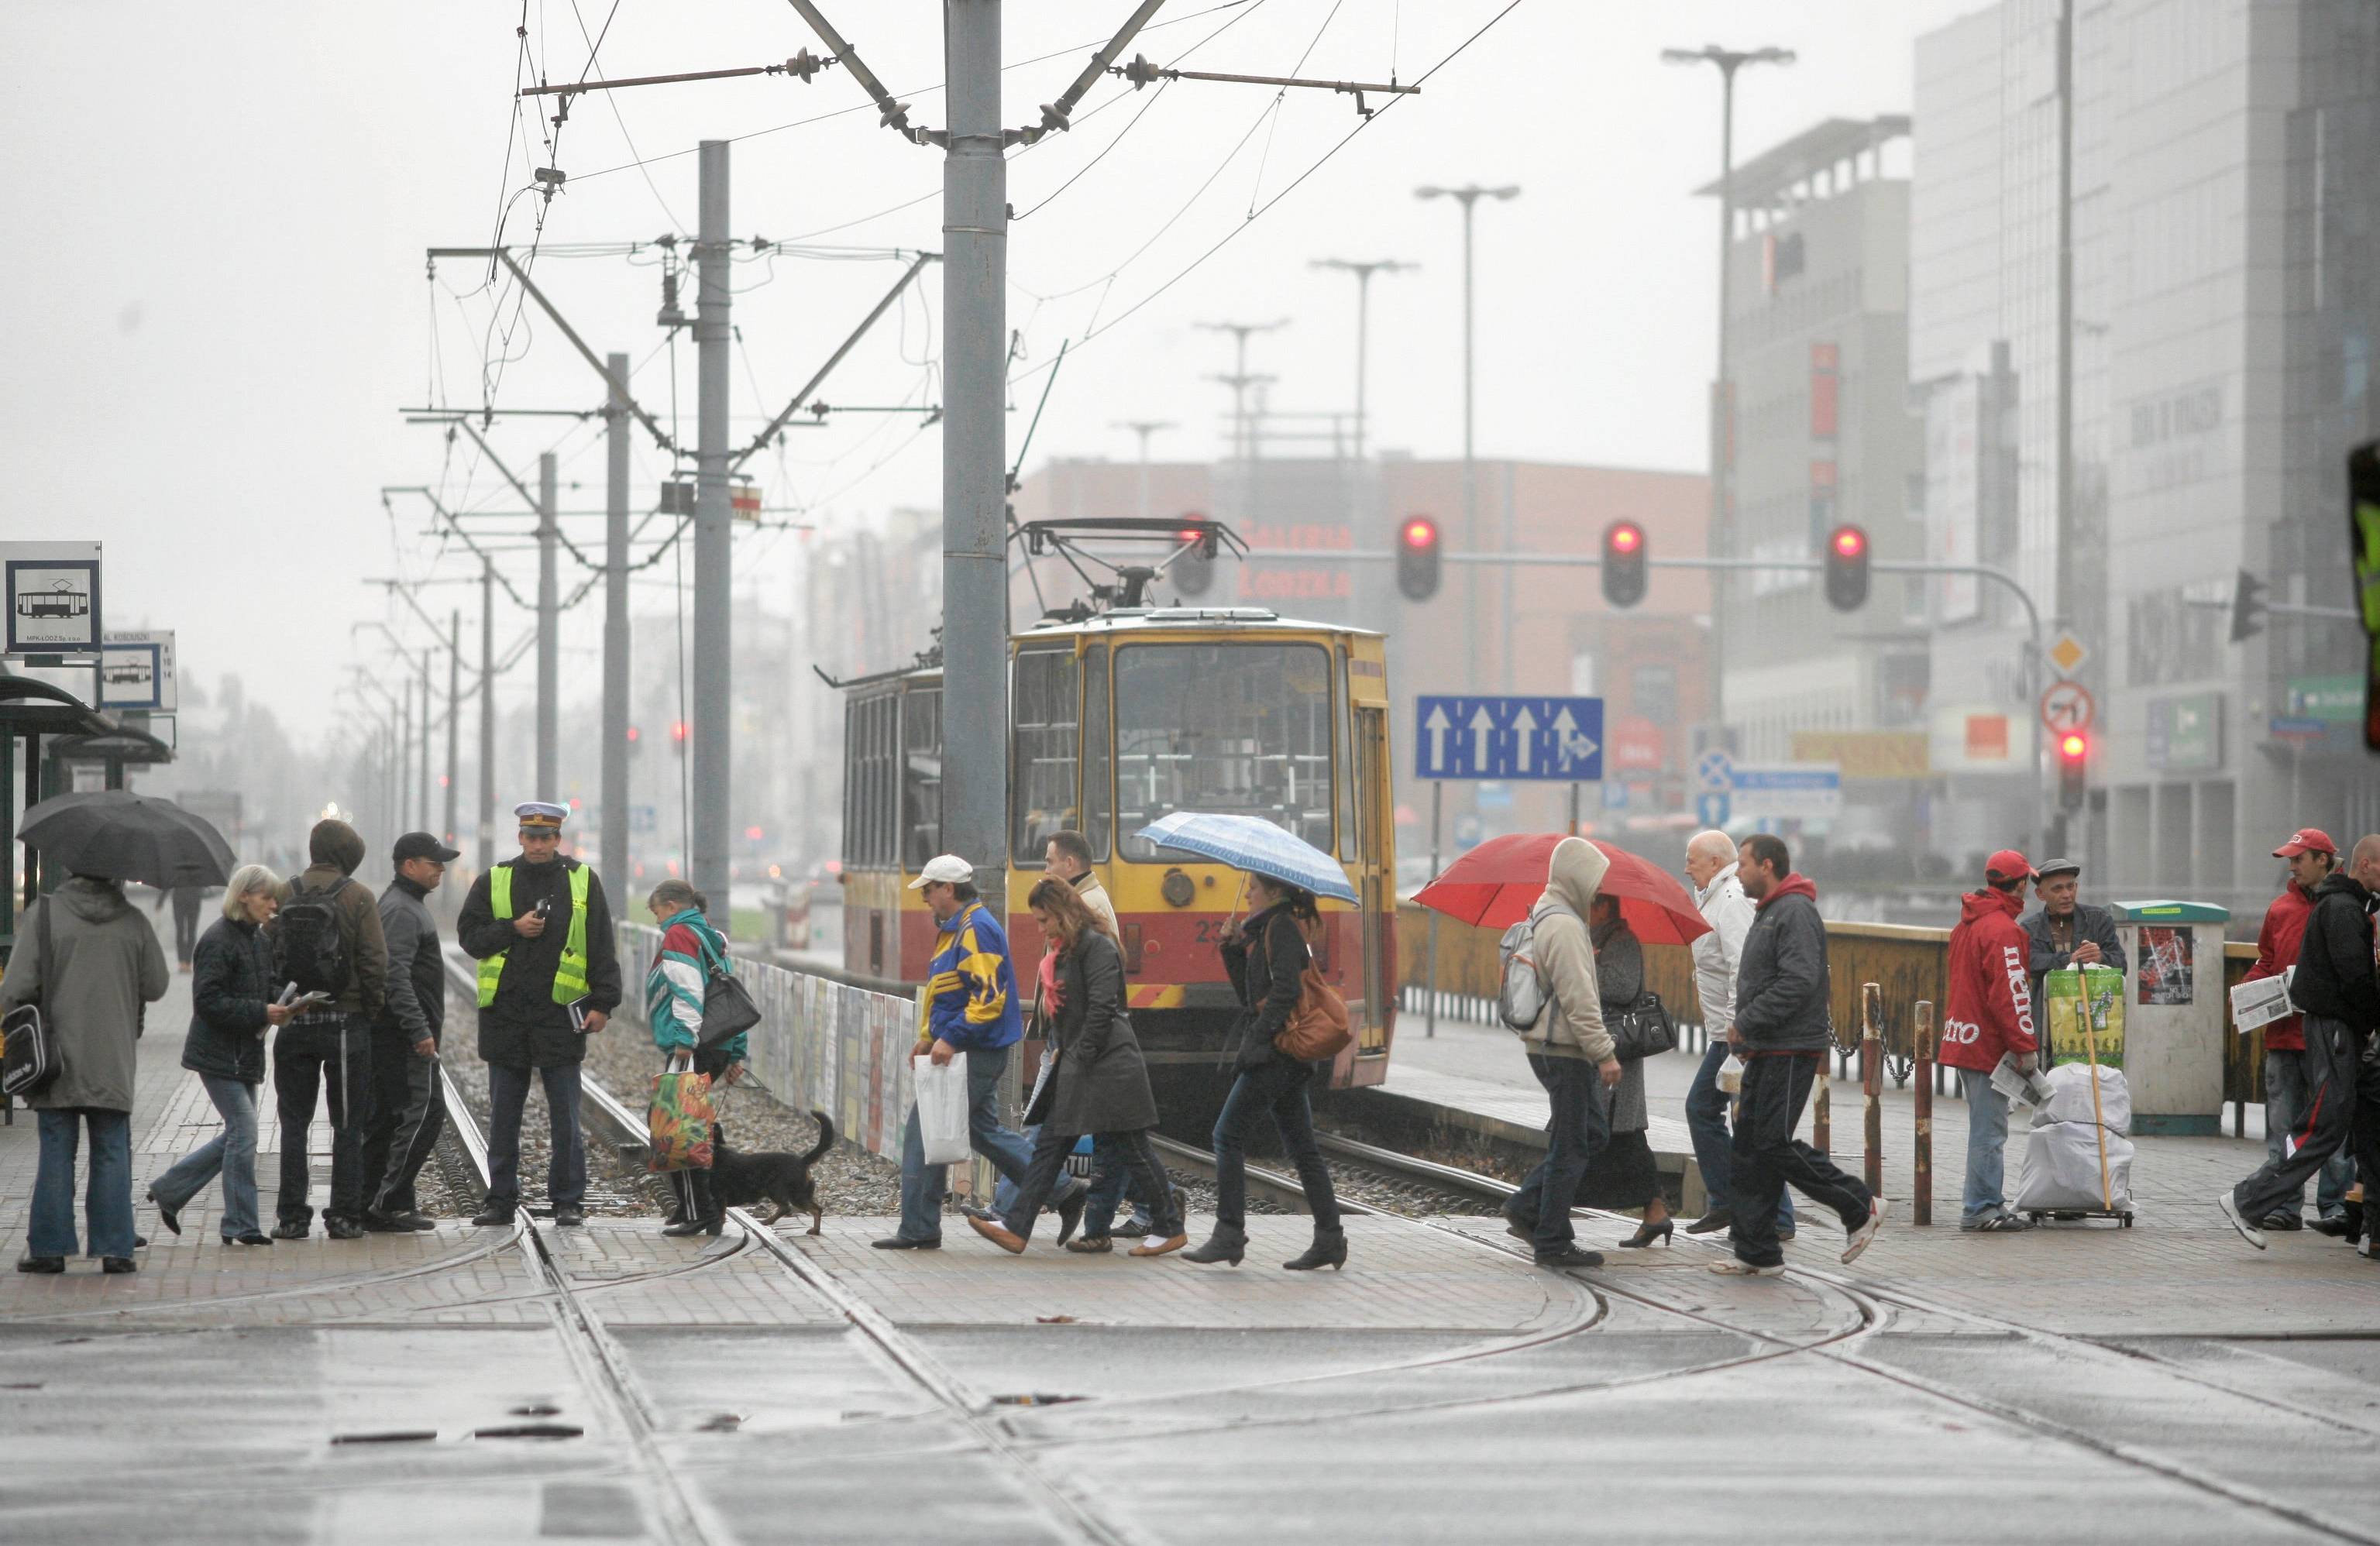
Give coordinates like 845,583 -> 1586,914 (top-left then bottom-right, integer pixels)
477,861 -> 592,1008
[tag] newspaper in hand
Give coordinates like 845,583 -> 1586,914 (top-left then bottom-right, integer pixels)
1990,1052 -> 2055,1108
2228,967 -> 2296,1034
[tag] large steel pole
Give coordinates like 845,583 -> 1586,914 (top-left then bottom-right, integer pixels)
691,141 -> 734,912
1462,194 -> 1477,694
477,559 -> 497,871
1711,63 -> 1735,742
417,648 -> 433,834
397,674 -> 413,835
445,608 -> 461,847
603,349 -> 632,897
536,450 -> 559,799
943,0 -> 1009,913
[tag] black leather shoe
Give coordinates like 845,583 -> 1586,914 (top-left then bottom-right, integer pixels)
471,1203 -> 517,1228
15,1256 -> 64,1274
1683,1208 -> 1734,1235
133,1235 -> 148,1249
146,1190 -> 181,1238
389,1211 -> 436,1232
870,1235 -> 941,1249
325,1218 -> 366,1241
1534,1245 -> 1605,1269
1054,1186 -> 1089,1248
360,1211 -> 409,1234
101,1257 -> 137,1274
552,1205 -> 586,1228
270,1219 -> 311,1240
1776,1226 -> 1797,1242
2309,1214 -> 2354,1237
661,1216 -> 722,1237
230,1233 -> 273,1247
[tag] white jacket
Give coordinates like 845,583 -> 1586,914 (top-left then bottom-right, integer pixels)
1690,862 -> 1756,1038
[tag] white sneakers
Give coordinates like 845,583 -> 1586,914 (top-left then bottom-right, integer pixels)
2217,1193 -> 2268,1251
1841,1198 -> 1888,1266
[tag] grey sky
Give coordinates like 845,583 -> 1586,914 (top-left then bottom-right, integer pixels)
2,1 -> 1976,739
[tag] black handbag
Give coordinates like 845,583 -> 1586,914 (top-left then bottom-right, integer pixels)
691,932 -> 762,1050
2,900 -> 62,1098
1608,989 -> 1678,1063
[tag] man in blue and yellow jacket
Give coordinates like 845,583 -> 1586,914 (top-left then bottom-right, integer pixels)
877,854 -> 1085,1249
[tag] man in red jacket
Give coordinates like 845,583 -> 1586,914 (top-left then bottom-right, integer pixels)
2244,829 -> 2350,1234
1941,850 -> 2041,1232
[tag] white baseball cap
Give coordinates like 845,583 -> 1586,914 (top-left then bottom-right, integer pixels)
908,854 -> 974,889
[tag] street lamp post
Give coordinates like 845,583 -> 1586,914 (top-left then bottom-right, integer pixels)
1111,419 -> 1176,519
1661,43 -> 1794,748
1310,258 -> 1417,461
1414,184 -> 1518,693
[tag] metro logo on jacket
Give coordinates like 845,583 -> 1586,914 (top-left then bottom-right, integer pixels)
1941,886 -> 2037,1073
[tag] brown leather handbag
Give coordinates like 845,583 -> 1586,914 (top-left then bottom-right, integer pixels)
1273,921 -> 1352,1062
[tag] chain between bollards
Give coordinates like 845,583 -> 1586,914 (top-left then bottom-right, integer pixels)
1913,998 -> 1935,1226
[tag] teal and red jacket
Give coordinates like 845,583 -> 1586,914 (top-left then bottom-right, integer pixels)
645,908 -> 747,1062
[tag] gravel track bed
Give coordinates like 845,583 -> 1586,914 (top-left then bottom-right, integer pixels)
436,1004 -> 669,1217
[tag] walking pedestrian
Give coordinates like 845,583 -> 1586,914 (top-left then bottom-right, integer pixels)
2020,859 -> 2127,1046
644,879 -> 746,1238
1678,828 -> 1790,1240
1497,838 -> 1621,1269
1185,872 -> 1349,1270
968,878 -> 1185,1257
1591,899 -> 1678,1248
457,802 -> 624,1228
269,819 -> 389,1242
155,884 -> 205,971
361,833 -> 458,1232
2236,829 -> 2353,1234
6,872 -> 170,1274
146,865 -> 287,1248
2222,833 -> 2380,1251
1940,849 -> 2042,1233
874,854 -> 1082,1249
1044,830 -> 1119,938
1714,835 -> 1883,1276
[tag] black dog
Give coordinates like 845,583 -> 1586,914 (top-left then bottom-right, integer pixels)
707,1114 -> 835,1234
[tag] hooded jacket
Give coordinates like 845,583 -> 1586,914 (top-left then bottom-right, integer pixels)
1942,885 -> 2038,1074
186,913 -> 277,1084
2241,878 -> 2319,1051
1733,873 -> 1831,1054
280,819 -> 389,1022
1518,837 -> 1615,1064
0,877 -> 170,1111
2290,871 -> 2378,1030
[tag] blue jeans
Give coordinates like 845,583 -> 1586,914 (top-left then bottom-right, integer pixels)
485,1062 -> 585,1208
897,1044 -> 1043,1242
1960,1069 -> 2011,1223
1081,1134 -> 1154,1236
150,1075 -> 262,1240
1212,1057 -> 1340,1231
2263,1049 -> 2354,1219
1684,1038 -> 1793,1230
29,1109 -> 136,1260
1507,1054 -> 1612,1253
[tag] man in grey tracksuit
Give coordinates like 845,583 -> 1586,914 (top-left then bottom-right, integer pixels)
362,832 -> 458,1231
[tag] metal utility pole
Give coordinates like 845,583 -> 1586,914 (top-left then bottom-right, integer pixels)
417,648 -> 433,834
2054,0 -> 2075,628
1196,319 -> 1287,462
445,609 -> 462,847
1663,43 -> 1794,744
478,559 -> 497,871
1415,184 -> 1518,692
536,451 -> 559,800
692,140 -> 734,912
603,349 -> 632,898
397,674 -> 414,835
1113,420 -> 1176,518
944,7 -> 1008,911
1310,258 -> 1415,460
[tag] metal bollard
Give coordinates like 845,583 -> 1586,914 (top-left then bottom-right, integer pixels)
1913,998 -> 1935,1226
1861,982 -> 1883,1197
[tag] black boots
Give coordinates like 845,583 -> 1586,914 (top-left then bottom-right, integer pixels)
1181,1224 -> 1248,1266
1282,1226 -> 1348,1272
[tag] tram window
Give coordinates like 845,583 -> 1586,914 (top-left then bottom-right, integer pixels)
1115,642 -> 1334,859
1010,651 -> 1079,862
1081,644 -> 1113,861
902,688 -> 942,870
1336,644 -> 1357,861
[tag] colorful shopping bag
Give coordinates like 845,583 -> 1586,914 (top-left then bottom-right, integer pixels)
2044,965 -> 2125,1069
647,1069 -> 717,1172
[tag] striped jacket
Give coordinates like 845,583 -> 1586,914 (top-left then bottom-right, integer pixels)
646,909 -> 746,1060
924,901 -> 1024,1053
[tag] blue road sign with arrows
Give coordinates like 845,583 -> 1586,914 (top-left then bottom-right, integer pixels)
1415,695 -> 1602,782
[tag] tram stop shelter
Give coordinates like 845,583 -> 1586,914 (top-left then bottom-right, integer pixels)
0,672 -> 161,962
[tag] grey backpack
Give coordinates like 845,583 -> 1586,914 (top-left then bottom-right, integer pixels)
1497,899 -> 1578,1032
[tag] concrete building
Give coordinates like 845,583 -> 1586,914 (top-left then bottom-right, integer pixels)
1912,0 -> 2380,904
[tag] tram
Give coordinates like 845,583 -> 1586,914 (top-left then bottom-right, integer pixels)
833,520 -> 1398,1090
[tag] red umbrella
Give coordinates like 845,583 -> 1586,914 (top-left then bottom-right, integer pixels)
1414,833 -> 1712,946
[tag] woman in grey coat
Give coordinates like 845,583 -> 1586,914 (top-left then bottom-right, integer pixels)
5,874 -> 172,1274
966,878 -> 1186,1257
1580,900 -> 1674,1248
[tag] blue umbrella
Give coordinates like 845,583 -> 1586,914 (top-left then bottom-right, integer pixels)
1134,812 -> 1357,904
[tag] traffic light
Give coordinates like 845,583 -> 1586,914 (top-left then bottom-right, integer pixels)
1397,516 -> 1441,601
1173,516 -> 1215,598
2228,568 -> 2267,643
626,724 -> 642,759
671,721 -> 689,754
2058,730 -> 2088,811
1824,524 -> 1870,611
1601,520 -> 1646,608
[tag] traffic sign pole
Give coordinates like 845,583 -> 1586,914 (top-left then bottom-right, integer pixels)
1426,782 -> 1442,1040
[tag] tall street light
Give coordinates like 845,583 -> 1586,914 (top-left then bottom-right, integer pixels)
1662,43 -> 1793,747
1415,184 -> 1519,693
1310,258 -> 1417,461
1112,419 -> 1176,519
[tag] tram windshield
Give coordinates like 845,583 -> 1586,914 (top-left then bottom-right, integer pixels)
1115,641 -> 1335,860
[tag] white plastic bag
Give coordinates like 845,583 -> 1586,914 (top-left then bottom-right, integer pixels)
912,1051 -> 972,1166
2013,1064 -> 2134,1213
1716,1053 -> 1743,1094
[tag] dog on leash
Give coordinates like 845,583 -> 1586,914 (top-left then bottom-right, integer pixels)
707,1113 -> 836,1234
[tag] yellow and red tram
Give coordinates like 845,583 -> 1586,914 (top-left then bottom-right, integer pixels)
837,603 -> 1398,1089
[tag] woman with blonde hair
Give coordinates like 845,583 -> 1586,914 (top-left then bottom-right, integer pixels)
147,864 -> 287,1247
967,878 -> 1185,1256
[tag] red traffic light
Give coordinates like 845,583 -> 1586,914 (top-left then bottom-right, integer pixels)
1401,517 -> 1439,549
625,725 -> 641,743
1831,525 -> 1866,558
2058,732 -> 2087,761
670,721 -> 689,743
1608,521 -> 1643,555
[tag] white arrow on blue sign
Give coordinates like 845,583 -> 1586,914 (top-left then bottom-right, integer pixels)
1415,695 -> 1602,782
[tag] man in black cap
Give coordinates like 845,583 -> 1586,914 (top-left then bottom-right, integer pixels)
2020,859 -> 2127,1052
362,831 -> 460,1232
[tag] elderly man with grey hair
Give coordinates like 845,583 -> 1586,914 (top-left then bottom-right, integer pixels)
1677,829 -> 1790,1239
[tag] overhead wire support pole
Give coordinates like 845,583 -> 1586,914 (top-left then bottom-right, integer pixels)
1116,54 -> 1420,117
690,140 -> 734,914
515,53 -> 836,101
445,608 -> 462,849
538,451 -> 559,801
425,247 -> 679,452
731,252 -> 940,470
603,350 -> 633,903
479,559 -> 497,870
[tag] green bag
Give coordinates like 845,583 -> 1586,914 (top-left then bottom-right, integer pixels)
647,1069 -> 717,1172
2044,966 -> 2125,1069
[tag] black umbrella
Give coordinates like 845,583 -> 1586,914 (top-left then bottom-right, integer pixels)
19,790 -> 236,888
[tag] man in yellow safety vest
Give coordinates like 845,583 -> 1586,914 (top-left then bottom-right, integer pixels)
456,801 -> 623,1226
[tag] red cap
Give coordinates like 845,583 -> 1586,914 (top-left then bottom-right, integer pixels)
2272,827 -> 2337,858
1985,849 -> 2034,885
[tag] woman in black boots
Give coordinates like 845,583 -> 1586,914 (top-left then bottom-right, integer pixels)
1184,874 -> 1345,1270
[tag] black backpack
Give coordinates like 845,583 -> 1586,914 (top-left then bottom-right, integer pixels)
274,877 -> 353,997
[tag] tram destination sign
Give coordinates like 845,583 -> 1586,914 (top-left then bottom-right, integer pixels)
1415,694 -> 1602,782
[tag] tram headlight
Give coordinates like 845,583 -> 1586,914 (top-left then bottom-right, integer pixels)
1161,867 -> 1196,908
